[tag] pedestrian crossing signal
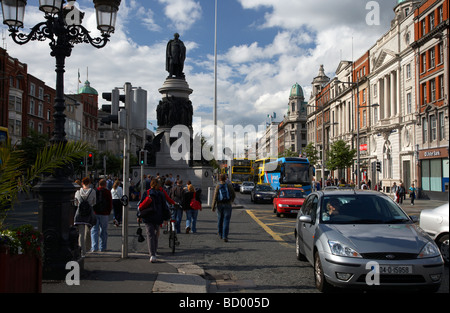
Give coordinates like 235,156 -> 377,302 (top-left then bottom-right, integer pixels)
87,153 -> 94,166
139,150 -> 147,166
376,161 -> 381,172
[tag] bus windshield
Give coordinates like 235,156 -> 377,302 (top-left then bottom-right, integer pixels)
284,163 -> 310,185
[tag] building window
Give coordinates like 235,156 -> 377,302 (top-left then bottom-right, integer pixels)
363,110 -> 367,127
438,5 -> 443,23
374,107 -> 378,124
373,84 -> 377,98
429,48 -> 435,68
422,20 -> 426,36
422,54 -> 426,72
438,43 -> 444,64
38,87 -> 44,100
38,103 -> 44,118
422,117 -> 428,143
406,92 -> 412,114
29,99 -> 35,115
406,63 -> 411,79
431,115 -> 437,141
430,79 -> 436,102
422,83 -> 427,104
30,83 -> 35,96
439,75 -> 444,99
429,12 -> 435,30
439,112 -> 445,141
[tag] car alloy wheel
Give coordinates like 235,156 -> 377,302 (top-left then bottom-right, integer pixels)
314,252 -> 333,292
438,234 -> 449,265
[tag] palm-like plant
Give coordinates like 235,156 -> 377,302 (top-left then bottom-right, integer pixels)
0,141 -> 90,227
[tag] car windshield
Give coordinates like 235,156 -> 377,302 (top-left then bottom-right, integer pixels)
257,185 -> 274,191
280,189 -> 305,198
320,195 -> 411,224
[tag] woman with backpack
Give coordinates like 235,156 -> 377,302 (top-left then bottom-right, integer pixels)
137,179 -> 170,263
211,174 -> 236,242
74,177 -> 97,257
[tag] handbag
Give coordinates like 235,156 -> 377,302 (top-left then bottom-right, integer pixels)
138,190 -> 155,218
190,191 -> 202,210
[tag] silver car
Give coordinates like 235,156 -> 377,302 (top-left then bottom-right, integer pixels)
420,203 -> 449,265
240,182 -> 255,194
295,190 -> 444,292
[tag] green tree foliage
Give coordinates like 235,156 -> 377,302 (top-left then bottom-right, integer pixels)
326,140 -> 356,172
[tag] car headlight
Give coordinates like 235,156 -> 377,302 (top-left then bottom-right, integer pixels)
328,241 -> 362,258
278,204 -> 289,208
418,241 -> 440,259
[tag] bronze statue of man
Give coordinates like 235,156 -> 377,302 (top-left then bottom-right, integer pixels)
166,33 -> 186,79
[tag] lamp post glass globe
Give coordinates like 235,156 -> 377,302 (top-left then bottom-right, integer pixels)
39,0 -> 63,14
1,0 -> 27,29
93,0 -> 121,35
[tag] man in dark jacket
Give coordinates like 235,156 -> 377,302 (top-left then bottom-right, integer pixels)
211,174 -> 236,242
91,179 -> 113,252
169,179 -> 185,233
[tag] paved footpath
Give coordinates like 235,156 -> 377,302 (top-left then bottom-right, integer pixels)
43,202 -> 215,294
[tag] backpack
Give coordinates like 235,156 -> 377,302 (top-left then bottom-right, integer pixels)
93,188 -> 108,214
79,189 -> 93,217
218,183 -> 230,202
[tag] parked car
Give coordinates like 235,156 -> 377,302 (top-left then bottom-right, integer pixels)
240,182 -> 255,194
295,190 -> 444,292
251,184 -> 276,203
420,203 -> 449,265
273,187 -> 306,217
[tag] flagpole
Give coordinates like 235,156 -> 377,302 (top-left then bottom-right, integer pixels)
214,0 -> 218,160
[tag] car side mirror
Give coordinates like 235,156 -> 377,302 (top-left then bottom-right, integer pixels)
299,215 -> 312,223
409,215 -> 419,223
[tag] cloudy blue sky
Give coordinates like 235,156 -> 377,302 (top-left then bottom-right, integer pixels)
2,0 -> 397,142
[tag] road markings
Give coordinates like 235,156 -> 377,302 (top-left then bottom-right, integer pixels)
246,210 -> 293,248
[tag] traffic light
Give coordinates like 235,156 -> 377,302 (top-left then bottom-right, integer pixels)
139,150 -> 147,166
376,161 -> 381,172
87,153 -> 94,166
101,88 -> 124,126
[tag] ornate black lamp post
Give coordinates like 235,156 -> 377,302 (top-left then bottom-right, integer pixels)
1,0 -> 121,279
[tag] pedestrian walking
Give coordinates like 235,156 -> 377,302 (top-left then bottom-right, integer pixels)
138,179 -> 169,263
409,183 -> 417,205
74,177 -> 96,256
111,180 -> 123,227
183,184 -> 201,234
91,179 -> 113,252
169,179 -> 186,233
211,174 -> 236,242
398,183 -> 405,204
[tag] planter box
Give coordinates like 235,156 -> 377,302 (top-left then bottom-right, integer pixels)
0,247 -> 42,293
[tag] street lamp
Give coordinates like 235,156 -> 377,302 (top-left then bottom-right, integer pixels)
1,0 -> 121,280
335,79 -> 379,188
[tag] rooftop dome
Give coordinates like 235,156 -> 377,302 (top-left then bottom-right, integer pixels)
290,83 -> 304,98
78,80 -> 98,95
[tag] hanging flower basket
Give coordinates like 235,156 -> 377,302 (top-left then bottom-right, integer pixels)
0,225 -> 43,293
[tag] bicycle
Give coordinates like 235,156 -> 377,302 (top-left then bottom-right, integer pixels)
164,205 -> 180,254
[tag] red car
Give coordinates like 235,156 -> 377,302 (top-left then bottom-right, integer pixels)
273,188 -> 306,217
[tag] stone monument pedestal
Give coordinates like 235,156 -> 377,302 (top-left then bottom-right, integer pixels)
131,77 -> 213,198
